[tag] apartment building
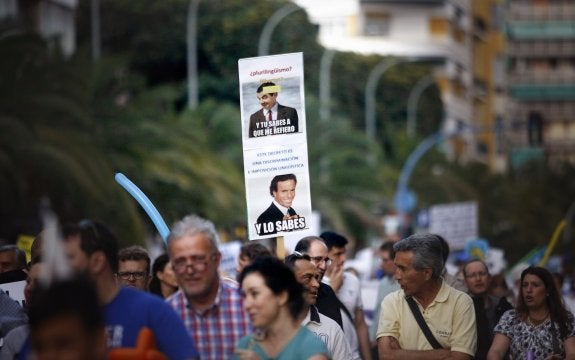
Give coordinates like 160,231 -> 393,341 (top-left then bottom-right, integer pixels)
294,0 -> 509,170
506,0 -> 575,166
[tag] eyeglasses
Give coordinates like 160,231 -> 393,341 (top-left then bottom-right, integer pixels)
292,251 -> 311,261
309,256 -> 332,266
172,253 -> 216,274
117,271 -> 148,280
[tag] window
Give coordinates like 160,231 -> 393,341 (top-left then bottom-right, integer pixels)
364,13 -> 390,36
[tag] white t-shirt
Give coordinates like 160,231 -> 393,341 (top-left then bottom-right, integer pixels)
302,306 -> 353,360
324,271 -> 364,318
323,272 -> 363,359
341,307 -> 362,360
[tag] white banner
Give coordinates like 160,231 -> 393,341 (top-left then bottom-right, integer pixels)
239,53 -> 312,240
429,201 -> 478,250
0,280 -> 26,307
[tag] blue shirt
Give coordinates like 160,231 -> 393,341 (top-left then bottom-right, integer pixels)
104,286 -> 198,359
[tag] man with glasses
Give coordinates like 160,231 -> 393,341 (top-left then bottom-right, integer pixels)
117,245 -> 152,291
463,259 -> 512,359
63,220 -> 198,360
166,214 -> 251,360
295,236 -> 362,360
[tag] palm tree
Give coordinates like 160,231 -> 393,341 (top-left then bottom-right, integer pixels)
0,32 -> 145,242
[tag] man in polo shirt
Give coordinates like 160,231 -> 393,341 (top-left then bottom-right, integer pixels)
376,233 -> 476,359
285,252 -> 352,360
166,214 -> 251,359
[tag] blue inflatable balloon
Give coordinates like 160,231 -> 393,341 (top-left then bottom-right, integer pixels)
115,173 -> 170,243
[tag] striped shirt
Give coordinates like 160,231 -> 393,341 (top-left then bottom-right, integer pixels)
166,278 -> 252,360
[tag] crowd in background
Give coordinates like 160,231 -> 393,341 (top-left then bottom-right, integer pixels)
0,214 -> 574,360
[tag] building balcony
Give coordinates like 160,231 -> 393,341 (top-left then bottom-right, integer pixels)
508,3 -> 575,21
509,84 -> 575,100
507,21 -> 575,40
508,71 -> 575,85
507,40 -> 575,57
545,140 -> 575,154
510,101 -> 575,122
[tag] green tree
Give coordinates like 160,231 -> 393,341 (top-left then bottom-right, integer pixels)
0,32 -> 144,242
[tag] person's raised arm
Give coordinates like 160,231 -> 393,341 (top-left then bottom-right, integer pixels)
486,333 -> 510,360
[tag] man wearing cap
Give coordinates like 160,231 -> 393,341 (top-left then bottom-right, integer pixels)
248,81 -> 299,138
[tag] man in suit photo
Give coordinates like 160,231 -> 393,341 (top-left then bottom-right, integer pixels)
256,174 -> 300,236
248,82 -> 299,138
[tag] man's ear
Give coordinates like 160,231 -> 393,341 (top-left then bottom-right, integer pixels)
89,251 -> 107,274
213,251 -> 222,267
424,268 -> 433,281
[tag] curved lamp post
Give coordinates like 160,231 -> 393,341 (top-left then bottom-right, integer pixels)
319,48 -> 336,184
365,58 -> 404,143
320,48 -> 336,123
187,0 -> 201,110
258,3 -> 301,56
91,0 -> 101,60
407,74 -> 436,138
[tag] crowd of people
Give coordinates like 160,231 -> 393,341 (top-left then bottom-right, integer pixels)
0,214 -> 574,360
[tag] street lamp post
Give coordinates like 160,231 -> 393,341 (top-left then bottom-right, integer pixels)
319,48 -> 336,185
91,0 -> 101,60
258,3 -> 301,56
407,74 -> 436,138
187,0 -> 201,110
319,48 -> 336,123
394,131 -> 451,235
364,58 -> 403,143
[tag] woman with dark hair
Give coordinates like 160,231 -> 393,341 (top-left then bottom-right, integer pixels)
149,254 -> 178,299
487,266 -> 575,359
234,257 -> 329,360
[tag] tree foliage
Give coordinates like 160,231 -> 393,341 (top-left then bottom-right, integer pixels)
2,0 -> 573,264
0,33 -> 144,243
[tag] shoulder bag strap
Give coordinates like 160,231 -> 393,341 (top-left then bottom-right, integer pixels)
405,295 -> 443,349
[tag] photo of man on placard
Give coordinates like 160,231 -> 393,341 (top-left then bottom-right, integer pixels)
248,82 -> 299,138
255,173 -> 305,236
